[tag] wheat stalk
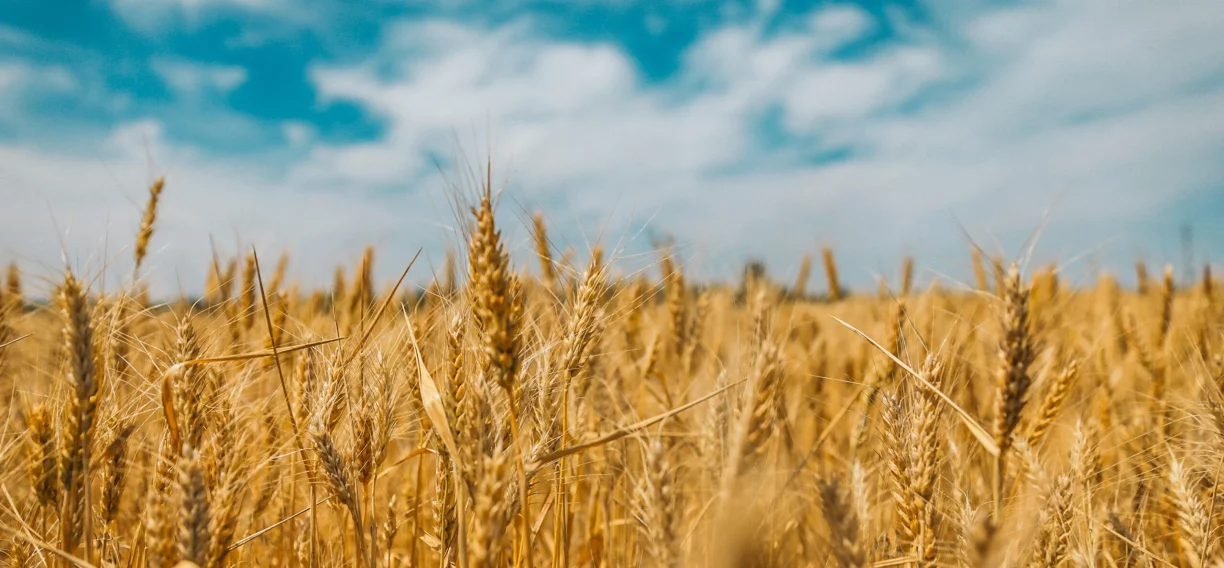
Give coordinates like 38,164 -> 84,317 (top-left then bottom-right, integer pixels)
133,176 -> 165,274
994,263 -> 1037,517
57,270 -> 100,557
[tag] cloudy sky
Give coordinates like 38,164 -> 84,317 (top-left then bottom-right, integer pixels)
2,0 -> 1223,296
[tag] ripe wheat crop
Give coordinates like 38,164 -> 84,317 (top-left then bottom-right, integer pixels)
1,172 -> 1222,568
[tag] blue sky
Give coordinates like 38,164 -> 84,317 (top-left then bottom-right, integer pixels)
2,0 -> 1223,296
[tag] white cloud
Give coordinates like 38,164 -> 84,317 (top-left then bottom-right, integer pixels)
300,9 -> 915,195
110,0 -> 286,33
0,61 -> 76,94
0,62 -> 78,129
152,59 -> 248,97
808,5 -> 874,44
282,121 -> 315,146
297,0 -> 1224,283
0,24 -> 42,49
4,0 -> 1224,294
781,46 -> 945,128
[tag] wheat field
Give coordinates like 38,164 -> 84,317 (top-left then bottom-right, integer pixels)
1,174 -> 1221,568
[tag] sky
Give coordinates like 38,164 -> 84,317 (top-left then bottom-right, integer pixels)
2,0 -> 1223,297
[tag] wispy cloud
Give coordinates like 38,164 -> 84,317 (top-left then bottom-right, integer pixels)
109,0 -> 290,34
152,59 -> 248,97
